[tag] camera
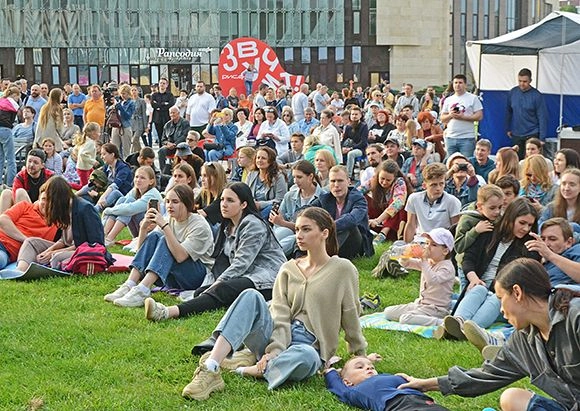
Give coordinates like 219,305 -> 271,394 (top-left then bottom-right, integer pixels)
452,106 -> 460,113
458,163 -> 468,171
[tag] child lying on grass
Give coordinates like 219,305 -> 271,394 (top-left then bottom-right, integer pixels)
324,354 -> 449,411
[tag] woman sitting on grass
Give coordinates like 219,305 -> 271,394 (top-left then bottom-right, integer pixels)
399,258 -> 580,411
143,182 -> 286,320
436,197 -> 541,340
175,207 -> 367,401
102,166 -> 162,246
519,154 -> 557,207
194,162 -> 227,228
104,184 -> 214,307
164,162 -> 198,196
246,146 -> 287,218
41,138 -> 63,176
16,176 -> 103,271
366,159 -> 411,244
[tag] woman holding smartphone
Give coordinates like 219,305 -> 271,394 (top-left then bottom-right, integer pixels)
104,184 -> 214,307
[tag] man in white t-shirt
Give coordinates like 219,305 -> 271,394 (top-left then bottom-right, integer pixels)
186,81 -> 216,134
441,74 -> 483,158
292,83 -> 309,122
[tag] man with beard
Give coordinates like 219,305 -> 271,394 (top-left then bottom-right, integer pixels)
358,143 -> 384,193
21,84 -> 46,122
186,81 -> 216,135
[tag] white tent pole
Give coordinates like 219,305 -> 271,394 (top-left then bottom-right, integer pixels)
558,17 -> 565,138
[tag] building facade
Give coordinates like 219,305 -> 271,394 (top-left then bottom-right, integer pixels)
0,0 -> 389,93
0,0 -> 561,93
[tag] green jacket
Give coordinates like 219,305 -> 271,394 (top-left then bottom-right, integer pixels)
454,210 -> 488,266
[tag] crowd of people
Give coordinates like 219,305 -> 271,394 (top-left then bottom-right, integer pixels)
0,69 -> 578,410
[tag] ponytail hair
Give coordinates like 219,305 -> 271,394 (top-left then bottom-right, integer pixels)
296,207 -> 338,256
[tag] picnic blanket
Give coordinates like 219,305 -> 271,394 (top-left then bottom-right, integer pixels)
0,253 -> 134,280
360,312 -> 511,339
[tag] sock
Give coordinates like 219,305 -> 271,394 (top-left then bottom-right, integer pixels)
136,284 -> 151,295
204,358 -> 220,373
234,367 -> 246,376
125,279 -> 137,287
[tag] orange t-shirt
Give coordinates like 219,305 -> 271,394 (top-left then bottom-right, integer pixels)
0,201 -> 59,261
84,97 -> 106,127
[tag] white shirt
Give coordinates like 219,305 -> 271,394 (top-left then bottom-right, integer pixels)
258,119 -> 290,155
292,92 -> 309,122
442,92 -> 483,139
186,92 -> 216,127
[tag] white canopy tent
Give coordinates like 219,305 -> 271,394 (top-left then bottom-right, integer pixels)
466,11 -> 580,151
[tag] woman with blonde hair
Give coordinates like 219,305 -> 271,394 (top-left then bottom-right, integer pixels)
61,108 -> 81,147
110,84 -> 135,158
488,147 -> 520,185
314,149 -> 337,188
231,146 -> 256,183
519,154 -> 557,206
35,88 -> 65,151
195,162 -> 227,226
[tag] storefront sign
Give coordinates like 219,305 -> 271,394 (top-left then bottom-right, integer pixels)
218,37 -> 304,96
147,48 -> 208,63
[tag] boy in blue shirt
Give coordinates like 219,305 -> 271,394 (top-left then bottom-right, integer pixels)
324,355 -> 449,411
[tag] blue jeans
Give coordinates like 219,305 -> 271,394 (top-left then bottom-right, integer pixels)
345,148 -> 363,178
0,243 -> 10,269
131,231 -> 206,290
445,137 -> 475,159
213,289 -> 322,390
273,226 -> 296,257
527,394 -> 566,411
454,285 -> 501,328
206,149 -> 225,162
244,80 -> 253,97
104,196 -> 144,237
0,126 -> 17,186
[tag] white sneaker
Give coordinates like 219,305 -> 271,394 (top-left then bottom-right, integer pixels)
178,290 -> 195,302
113,286 -> 150,307
104,284 -> 132,302
464,320 -> 505,351
144,297 -> 169,321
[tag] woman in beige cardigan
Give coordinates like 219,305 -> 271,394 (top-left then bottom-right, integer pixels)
178,207 -> 367,401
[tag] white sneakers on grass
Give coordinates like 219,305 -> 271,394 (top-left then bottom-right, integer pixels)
104,284 -> 150,307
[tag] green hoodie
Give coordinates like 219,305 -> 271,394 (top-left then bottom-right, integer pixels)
454,210 -> 490,266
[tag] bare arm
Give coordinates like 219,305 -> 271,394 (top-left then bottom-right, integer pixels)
403,212 -> 417,243
0,215 -> 26,242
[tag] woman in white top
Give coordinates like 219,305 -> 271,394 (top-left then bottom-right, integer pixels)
257,106 -> 290,155
234,107 -> 252,147
311,109 -> 341,160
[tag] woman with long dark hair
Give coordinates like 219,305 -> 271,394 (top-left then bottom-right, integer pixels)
177,207 -> 367,400
270,160 -> 324,256
436,198 -> 541,339
144,182 -> 286,319
104,184 -> 214,307
246,146 -> 287,217
367,159 -> 412,244
16,176 -> 103,271
553,148 -> 580,184
399,258 -> 580,411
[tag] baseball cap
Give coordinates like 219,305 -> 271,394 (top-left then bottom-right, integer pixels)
175,142 -> 193,157
385,137 -> 400,146
368,102 -> 381,108
411,139 -> 427,149
422,228 -> 454,252
446,152 -> 469,168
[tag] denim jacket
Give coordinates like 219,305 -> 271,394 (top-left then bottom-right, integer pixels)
210,214 -> 286,290
115,99 -> 135,128
278,185 -> 325,222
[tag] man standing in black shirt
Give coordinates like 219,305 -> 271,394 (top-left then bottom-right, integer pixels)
151,77 -> 175,148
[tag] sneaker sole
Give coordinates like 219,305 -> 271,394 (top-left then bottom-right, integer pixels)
463,321 -> 489,351
433,325 -> 448,340
443,316 -> 467,341
113,298 -> 145,308
482,345 -> 502,361
144,298 -> 158,321
182,379 -> 225,400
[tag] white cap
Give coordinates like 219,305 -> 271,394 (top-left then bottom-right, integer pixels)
421,228 -> 454,252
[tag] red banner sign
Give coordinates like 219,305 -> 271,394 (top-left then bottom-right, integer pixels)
218,37 -> 305,97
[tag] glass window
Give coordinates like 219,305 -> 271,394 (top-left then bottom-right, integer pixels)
111,66 -> 121,84
353,11 -> 360,34
352,64 -> 360,83
119,65 -> 130,83
119,49 -> 129,64
68,49 -> 78,65
52,66 -> 60,85
130,65 -> 139,84
231,12 -> 239,36
250,12 -> 258,37
34,66 -> 42,84
211,65 -> 219,85
129,48 -> 139,65
335,46 -> 344,62
352,46 -> 361,63
284,47 -> 293,62
318,47 -> 327,61
109,49 -> 119,65
301,47 -> 310,64
69,66 -> 78,84
99,66 -> 110,83
33,48 -> 43,65
352,0 -> 360,10
51,48 -> 60,65
369,10 -> 376,36
130,11 -> 139,27
89,66 -> 98,85
151,66 -> 160,84
139,65 -> 150,86
78,65 -> 89,86
78,49 -> 88,64
239,12 -> 249,35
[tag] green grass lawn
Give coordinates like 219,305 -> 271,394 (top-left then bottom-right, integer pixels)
0,243 -> 533,411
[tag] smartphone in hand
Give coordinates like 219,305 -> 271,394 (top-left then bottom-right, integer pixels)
148,199 -> 159,210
